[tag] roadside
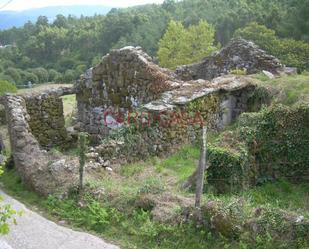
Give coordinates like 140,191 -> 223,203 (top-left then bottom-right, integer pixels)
0,190 -> 120,249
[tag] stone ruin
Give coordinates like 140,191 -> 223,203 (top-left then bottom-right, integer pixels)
0,38 -> 286,195
175,38 -> 283,81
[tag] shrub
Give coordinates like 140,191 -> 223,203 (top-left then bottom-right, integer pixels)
63,69 -> 76,83
229,68 -> 247,76
48,69 -> 62,82
0,80 -> 17,96
29,67 -> 49,83
21,71 -> 39,84
206,104 -> 309,193
4,67 -> 21,84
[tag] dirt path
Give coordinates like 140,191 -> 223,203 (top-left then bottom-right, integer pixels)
0,190 -> 119,249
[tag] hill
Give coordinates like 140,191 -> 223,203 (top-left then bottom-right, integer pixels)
0,5 -> 113,30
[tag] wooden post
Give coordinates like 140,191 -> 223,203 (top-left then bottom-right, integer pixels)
78,133 -> 87,193
195,126 -> 207,208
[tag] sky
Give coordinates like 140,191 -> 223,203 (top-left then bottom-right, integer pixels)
0,0 -> 164,11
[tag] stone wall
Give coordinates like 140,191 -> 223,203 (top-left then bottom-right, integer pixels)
87,75 -> 258,167
3,94 -> 78,195
0,104 -> 6,125
24,94 -> 67,148
22,87 -> 74,148
76,40 -> 279,142
175,38 -> 283,81
75,46 -> 181,137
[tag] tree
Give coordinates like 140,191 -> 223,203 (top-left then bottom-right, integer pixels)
21,71 -> 39,84
4,68 -> 21,84
30,68 -> 49,83
36,16 -> 49,27
234,22 -> 281,56
53,15 -> 68,28
48,69 -> 61,82
186,20 -> 217,62
158,20 -> 217,69
158,21 -> 188,69
63,69 -> 76,83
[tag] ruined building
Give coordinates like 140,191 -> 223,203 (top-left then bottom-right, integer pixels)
1,38 -> 286,195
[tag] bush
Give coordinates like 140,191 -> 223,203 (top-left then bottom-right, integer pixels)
29,67 -> 49,83
0,80 -> 17,96
0,74 -> 15,84
63,69 -> 76,83
48,69 -> 62,82
206,104 -> 309,193
21,71 -> 39,84
4,67 -> 21,84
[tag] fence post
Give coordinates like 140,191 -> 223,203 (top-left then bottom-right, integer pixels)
78,132 -> 87,193
195,126 -> 207,209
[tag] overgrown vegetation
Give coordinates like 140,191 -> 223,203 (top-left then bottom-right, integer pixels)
0,2 -> 308,246
0,80 -> 17,96
1,74 -> 308,247
1,155 -> 308,248
0,166 -> 20,235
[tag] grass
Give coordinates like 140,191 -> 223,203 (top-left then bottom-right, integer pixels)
61,94 -> 76,117
253,72 -> 309,105
1,144 -> 308,248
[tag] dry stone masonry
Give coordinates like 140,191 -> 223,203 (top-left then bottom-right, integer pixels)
3,94 -> 77,195
175,38 -> 283,81
2,39 -> 284,194
75,46 -> 180,137
75,39 -> 279,165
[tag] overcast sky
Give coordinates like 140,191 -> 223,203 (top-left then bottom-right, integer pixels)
1,0 -> 164,11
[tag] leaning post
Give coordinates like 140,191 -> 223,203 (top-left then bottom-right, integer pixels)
195,126 -> 207,209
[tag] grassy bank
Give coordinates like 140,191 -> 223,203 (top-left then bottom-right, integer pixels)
1,144 -> 308,249
1,74 -> 308,248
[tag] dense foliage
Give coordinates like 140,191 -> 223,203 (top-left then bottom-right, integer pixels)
0,0 -> 309,85
207,104 -> 309,193
158,20 -> 216,69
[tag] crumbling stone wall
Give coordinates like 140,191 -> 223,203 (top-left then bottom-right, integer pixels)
3,95 -> 72,195
87,75 -> 258,167
175,38 -> 283,81
75,46 -> 181,137
24,93 -> 68,148
76,40 -> 280,142
17,87 -> 75,149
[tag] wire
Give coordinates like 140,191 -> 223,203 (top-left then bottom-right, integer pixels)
0,0 -> 13,10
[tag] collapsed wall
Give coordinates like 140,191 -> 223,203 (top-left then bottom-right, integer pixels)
75,41 -> 271,141
3,39 -> 280,194
2,87 -> 77,195
90,75 -> 258,166
175,38 -> 283,81
75,41 -> 277,165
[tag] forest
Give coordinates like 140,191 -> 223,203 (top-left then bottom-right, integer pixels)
0,0 -> 308,86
